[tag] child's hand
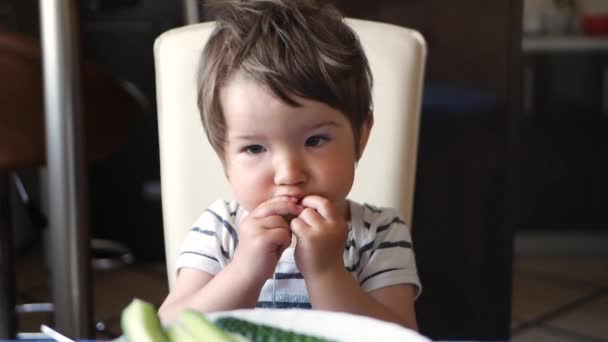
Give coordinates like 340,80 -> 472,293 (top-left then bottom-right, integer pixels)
232,197 -> 303,283
290,195 -> 348,279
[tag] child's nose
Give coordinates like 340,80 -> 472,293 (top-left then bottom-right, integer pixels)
274,153 -> 306,186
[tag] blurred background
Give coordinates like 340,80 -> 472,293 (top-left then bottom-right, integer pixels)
1,0 -> 606,341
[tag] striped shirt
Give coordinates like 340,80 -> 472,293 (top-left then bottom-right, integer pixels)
176,199 -> 421,309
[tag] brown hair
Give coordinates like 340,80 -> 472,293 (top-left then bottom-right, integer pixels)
197,0 -> 373,158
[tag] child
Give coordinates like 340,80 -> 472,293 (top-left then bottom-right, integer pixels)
158,0 -> 421,330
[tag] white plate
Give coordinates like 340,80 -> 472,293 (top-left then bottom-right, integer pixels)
207,309 -> 431,342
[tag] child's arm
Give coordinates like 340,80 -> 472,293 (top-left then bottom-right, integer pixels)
158,263 -> 266,323
291,196 -> 418,330
305,270 -> 418,329
158,198 -> 303,323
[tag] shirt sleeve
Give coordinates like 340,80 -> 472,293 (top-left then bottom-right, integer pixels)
174,200 -> 238,277
358,207 -> 422,298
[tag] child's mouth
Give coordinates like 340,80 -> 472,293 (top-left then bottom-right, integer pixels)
278,195 -> 304,222
280,195 -> 303,204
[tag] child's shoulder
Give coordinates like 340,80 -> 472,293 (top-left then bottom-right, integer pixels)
349,200 -> 407,235
192,199 -> 241,226
206,199 -> 240,215
351,200 -> 403,223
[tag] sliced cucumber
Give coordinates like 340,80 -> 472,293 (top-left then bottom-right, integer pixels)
166,323 -> 198,342
178,309 -> 235,342
215,317 -> 329,342
228,332 -> 254,342
120,298 -> 329,342
120,299 -> 169,342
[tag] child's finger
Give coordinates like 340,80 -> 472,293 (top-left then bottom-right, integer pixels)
265,226 -> 293,253
258,215 -> 290,230
296,207 -> 324,228
251,198 -> 304,219
289,217 -> 310,239
300,195 -> 336,220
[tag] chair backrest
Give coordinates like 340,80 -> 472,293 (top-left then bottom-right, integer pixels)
154,18 -> 426,288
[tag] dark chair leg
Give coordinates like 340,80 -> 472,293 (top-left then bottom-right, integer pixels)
0,173 -> 17,338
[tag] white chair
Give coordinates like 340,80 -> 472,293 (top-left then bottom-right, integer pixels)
154,18 -> 426,288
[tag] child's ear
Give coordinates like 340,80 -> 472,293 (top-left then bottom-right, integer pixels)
357,112 -> 374,160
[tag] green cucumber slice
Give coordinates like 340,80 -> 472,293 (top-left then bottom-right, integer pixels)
120,299 -> 169,342
178,309 -> 234,342
215,317 -> 329,342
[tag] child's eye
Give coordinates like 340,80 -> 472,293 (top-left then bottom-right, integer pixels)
244,145 -> 266,154
305,135 -> 328,147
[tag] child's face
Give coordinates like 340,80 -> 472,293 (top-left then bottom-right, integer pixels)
220,76 -> 370,219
